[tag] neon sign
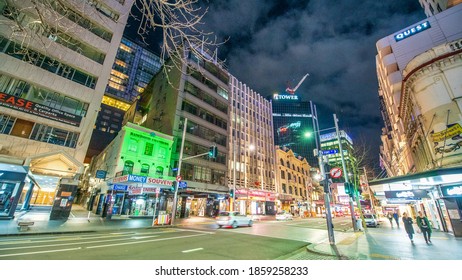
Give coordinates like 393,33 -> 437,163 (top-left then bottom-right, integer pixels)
273,94 -> 299,101
394,21 -> 430,42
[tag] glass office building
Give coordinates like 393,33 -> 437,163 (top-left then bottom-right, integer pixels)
270,93 -> 318,168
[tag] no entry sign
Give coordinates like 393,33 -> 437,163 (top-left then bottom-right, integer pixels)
329,167 -> 342,179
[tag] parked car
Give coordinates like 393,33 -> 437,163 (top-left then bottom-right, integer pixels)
363,214 -> 379,227
275,211 -> 293,221
216,211 -> 253,228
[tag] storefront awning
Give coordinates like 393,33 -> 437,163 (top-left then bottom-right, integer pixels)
369,166 -> 462,200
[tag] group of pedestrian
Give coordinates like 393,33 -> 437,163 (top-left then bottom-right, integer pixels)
397,210 -> 432,244
386,210 -> 432,244
386,210 -> 400,228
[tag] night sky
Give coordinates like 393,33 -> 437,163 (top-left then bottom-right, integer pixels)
125,0 -> 426,172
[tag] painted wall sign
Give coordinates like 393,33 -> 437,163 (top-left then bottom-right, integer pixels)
394,21 -> 431,42
0,92 -> 82,127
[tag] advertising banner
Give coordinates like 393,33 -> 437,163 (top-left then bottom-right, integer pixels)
0,92 -> 82,127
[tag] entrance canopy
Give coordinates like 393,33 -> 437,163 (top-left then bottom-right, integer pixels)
369,166 -> 462,203
24,150 -> 84,178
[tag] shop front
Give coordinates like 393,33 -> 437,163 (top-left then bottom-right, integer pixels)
104,174 -> 175,219
0,162 -> 27,220
438,185 -> 462,237
235,188 -> 277,215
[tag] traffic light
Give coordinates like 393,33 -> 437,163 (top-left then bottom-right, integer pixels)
208,145 -> 218,159
229,189 -> 234,198
170,182 -> 176,192
344,182 -> 353,197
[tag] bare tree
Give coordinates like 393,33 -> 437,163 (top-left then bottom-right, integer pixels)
1,0 -> 223,70
132,0 -> 224,70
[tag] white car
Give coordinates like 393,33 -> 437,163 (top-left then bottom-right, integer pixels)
216,211 -> 253,228
363,214 -> 379,227
275,211 -> 293,221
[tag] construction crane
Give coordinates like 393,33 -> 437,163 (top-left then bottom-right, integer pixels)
285,73 -> 309,94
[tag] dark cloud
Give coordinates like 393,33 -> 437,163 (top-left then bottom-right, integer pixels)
201,0 -> 425,167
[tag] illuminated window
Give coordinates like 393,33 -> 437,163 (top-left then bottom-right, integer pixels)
128,139 -> 138,152
120,44 -> 132,53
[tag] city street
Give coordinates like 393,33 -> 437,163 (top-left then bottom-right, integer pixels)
0,222 -> 313,260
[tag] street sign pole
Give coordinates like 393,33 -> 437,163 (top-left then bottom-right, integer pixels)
334,114 -> 358,231
312,101 -> 335,245
171,118 -> 187,226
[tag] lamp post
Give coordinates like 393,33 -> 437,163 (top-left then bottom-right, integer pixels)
171,118 -> 187,226
310,101 -> 335,245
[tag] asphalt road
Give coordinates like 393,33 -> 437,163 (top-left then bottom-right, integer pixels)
0,216 -> 359,260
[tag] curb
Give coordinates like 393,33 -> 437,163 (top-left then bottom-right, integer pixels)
305,244 -> 350,260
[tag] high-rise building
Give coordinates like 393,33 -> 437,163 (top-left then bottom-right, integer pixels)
376,4 -> 462,176
0,0 -> 134,219
85,37 -> 162,162
229,76 -> 276,215
320,130 -> 357,180
271,93 -> 318,168
373,3 -> 462,237
139,48 -> 230,217
419,0 -> 462,16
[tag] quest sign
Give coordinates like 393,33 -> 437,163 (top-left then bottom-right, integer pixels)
394,21 -> 431,42
0,92 -> 82,127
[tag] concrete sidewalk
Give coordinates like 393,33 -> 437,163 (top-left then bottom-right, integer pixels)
301,218 -> 462,260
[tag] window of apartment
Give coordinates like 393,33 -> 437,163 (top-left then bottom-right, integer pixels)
140,164 -> 150,176
0,114 -> 15,134
123,160 -> 134,174
128,139 -> 138,152
280,170 -> 285,179
0,36 -> 97,89
156,166 -> 164,176
144,142 -> 153,156
282,184 -> 287,194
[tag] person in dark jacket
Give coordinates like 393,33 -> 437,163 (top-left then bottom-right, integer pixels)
402,212 -> 415,243
416,211 -> 432,244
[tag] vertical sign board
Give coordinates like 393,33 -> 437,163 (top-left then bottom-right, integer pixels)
49,184 -> 78,220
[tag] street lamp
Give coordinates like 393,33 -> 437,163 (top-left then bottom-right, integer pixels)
309,101 -> 335,245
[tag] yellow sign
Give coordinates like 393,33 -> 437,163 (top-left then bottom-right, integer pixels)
431,123 -> 462,142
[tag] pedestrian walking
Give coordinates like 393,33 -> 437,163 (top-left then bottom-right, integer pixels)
393,210 -> 400,228
402,212 -> 415,243
416,211 -> 432,244
387,211 -> 393,228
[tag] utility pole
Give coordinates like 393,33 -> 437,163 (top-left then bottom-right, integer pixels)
171,118 -> 187,226
311,101 -> 335,244
334,114 -> 358,231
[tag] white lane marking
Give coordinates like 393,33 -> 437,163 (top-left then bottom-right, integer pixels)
0,247 -> 81,258
110,232 -> 135,235
69,212 -> 76,218
86,233 -> 209,249
0,231 -> 168,245
182,248 -> 203,253
0,235 -> 159,251
176,228 -> 215,234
